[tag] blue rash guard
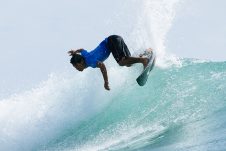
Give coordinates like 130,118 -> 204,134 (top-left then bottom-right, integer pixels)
81,38 -> 110,68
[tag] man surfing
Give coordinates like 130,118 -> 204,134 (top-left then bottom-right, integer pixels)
68,35 -> 151,91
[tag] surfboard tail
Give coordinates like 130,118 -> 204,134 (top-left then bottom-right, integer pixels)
136,50 -> 156,86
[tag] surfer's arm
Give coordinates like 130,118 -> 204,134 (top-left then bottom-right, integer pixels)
97,62 -> 110,91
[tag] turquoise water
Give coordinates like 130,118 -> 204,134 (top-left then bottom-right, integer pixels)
0,59 -> 226,151
36,59 -> 225,151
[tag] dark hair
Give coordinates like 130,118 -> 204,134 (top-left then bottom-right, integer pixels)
70,54 -> 84,65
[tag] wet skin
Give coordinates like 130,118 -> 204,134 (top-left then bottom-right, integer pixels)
73,62 -> 86,71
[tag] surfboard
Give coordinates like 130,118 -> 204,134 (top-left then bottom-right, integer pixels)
136,50 -> 156,86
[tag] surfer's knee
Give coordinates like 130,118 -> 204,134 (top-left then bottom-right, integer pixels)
118,61 -> 125,66
118,57 -> 130,66
118,59 -> 127,66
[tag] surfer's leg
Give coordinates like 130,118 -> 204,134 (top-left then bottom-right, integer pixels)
107,35 -> 149,68
107,35 -> 131,62
119,57 -> 149,69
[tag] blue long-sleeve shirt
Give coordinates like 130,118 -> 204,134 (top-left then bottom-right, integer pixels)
81,38 -> 110,68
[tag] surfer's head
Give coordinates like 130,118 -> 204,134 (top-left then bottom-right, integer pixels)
70,54 -> 86,71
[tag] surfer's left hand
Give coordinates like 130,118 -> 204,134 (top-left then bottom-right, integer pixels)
104,81 -> 110,91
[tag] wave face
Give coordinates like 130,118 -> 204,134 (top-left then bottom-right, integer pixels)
1,0 -> 226,151
40,60 -> 226,151
1,60 -> 226,151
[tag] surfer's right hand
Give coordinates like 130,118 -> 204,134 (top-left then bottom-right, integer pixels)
74,48 -> 84,53
104,81 -> 110,91
68,48 -> 84,56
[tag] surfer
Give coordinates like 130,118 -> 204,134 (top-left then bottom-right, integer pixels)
68,35 -> 150,91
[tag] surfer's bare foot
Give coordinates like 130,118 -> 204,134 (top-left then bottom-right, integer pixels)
139,48 -> 153,57
143,58 -> 149,69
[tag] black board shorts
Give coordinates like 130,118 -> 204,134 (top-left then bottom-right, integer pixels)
107,35 -> 131,63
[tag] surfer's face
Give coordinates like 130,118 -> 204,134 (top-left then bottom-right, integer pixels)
73,62 -> 85,72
